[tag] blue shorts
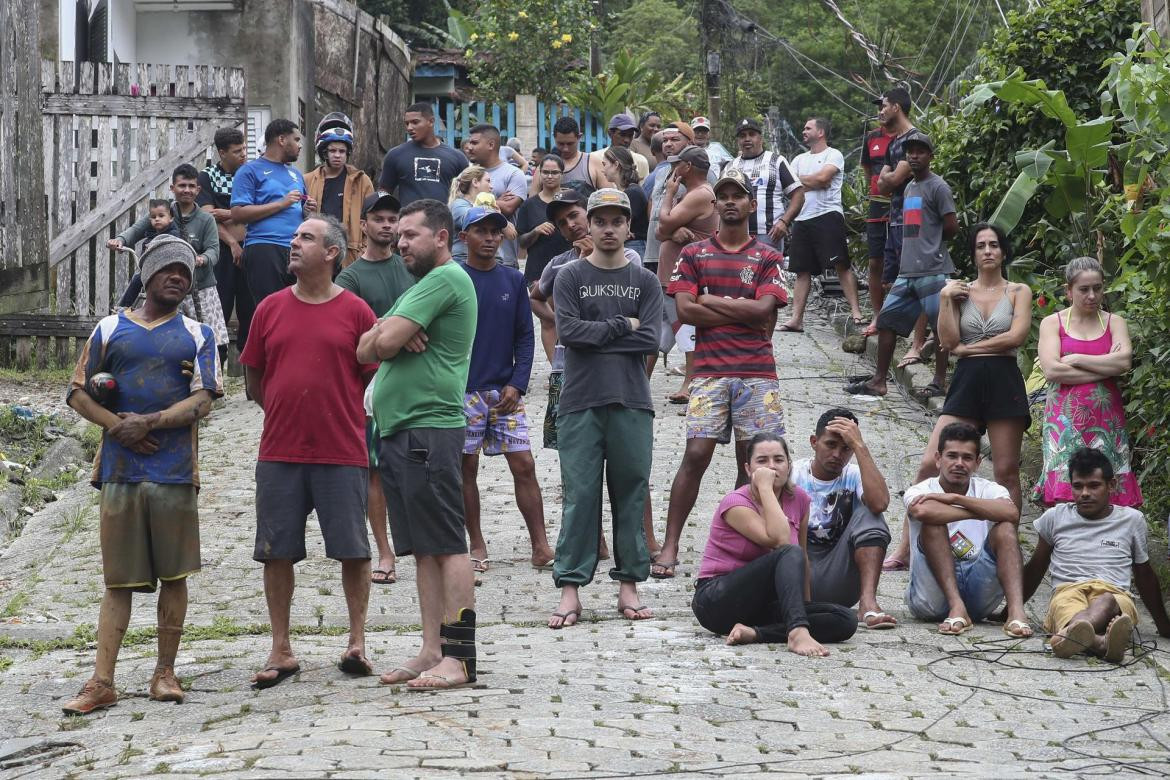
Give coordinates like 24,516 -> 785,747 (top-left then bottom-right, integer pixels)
905,536 -> 1004,622
875,274 -> 947,337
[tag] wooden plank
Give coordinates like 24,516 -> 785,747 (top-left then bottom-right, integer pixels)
55,116 -> 73,313
97,62 -> 113,95
78,61 -> 95,95
119,111 -> 132,184
112,211 -> 129,297
114,63 -> 130,95
36,335 -> 50,370
93,116 -> 114,313
74,115 -> 93,314
0,315 -> 104,337
43,94 -> 245,120
49,122 -> 225,265
41,60 -> 57,93
14,336 -> 33,370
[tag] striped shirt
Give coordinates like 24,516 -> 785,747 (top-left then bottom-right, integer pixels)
667,236 -> 788,378
723,151 -> 800,237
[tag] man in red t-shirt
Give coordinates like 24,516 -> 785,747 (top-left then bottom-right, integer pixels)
860,125 -> 896,336
240,215 -> 379,688
653,169 -> 789,579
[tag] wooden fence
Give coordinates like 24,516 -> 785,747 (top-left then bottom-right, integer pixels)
44,61 -> 246,317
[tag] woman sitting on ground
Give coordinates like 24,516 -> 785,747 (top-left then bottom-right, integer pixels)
1034,256 -> 1141,507
691,433 -> 857,657
448,165 -> 491,262
884,224 -> 1033,572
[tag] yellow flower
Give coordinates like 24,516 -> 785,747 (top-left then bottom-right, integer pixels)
561,33 -> 572,43
486,31 -> 495,39
551,40 -> 562,49
518,10 -> 528,18
508,31 -> 519,41
469,32 -> 478,41
551,19 -> 558,26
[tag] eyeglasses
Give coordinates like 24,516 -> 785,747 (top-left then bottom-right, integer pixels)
541,170 -> 563,176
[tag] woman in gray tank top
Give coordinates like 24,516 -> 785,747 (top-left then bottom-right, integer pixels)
884,223 -> 1034,571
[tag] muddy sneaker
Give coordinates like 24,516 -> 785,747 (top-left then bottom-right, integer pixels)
148,668 -> 185,703
61,679 -> 117,715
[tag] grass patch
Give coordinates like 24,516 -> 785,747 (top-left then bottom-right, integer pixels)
1,592 -> 29,618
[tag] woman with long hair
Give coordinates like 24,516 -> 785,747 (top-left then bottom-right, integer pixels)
601,146 -> 649,259
691,433 -> 857,656
448,165 -> 491,262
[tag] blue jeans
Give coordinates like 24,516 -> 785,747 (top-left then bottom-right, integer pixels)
905,535 -> 1004,621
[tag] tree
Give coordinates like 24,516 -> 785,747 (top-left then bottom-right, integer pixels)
602,0 -> 701,88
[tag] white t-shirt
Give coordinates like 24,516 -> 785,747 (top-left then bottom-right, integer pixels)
1034,504 -> 1149,590
904,476 -> 1011,573
792,458 -> 863,547
792,147 -> 845,220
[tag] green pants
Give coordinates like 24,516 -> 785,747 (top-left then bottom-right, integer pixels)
553,404 -> 653,587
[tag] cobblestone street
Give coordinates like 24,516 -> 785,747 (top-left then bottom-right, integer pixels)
2,309 -> 1168,778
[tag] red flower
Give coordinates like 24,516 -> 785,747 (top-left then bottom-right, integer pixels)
1037,295 -> 1047,307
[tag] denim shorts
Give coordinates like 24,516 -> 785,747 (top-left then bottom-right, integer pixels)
905,536 -> 1004,622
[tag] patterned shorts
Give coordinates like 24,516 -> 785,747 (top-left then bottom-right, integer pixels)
543,372 -> 563,450
463,390 -> 531,455
188,286 -> 229,349
686,376 -> 785,443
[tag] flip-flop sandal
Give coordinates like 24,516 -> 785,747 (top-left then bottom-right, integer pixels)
548,608 -> 581,630
617,604 -> 653,620
251,664 -> 300,690
778,324 -> 804,333
881,556 -> 908,571
668,393 -> 690,405
1104,614 -> 1134,663
914,382 -> 945,401
939,616 -> 972,635
379,666 -> 422,685
860,610 -> 898,629
1051,619 -> 1095,658
371,568 -> 396,585
338,653 -> 374,676
862,322 -> 879,337
407,673 -> 475,691
896,353 -> 923,369
471,558 -> 489,573
649,559 -> 679,579
1002,619 -> 1034,639
844,381 -> 885,397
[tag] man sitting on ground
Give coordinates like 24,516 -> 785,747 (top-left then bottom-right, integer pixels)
1021,448 -> 1170,661
904,422 -> 1033,637
793,409 -> 896,629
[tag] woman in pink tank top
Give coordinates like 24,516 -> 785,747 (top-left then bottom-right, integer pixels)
1035,257 -> 1141,506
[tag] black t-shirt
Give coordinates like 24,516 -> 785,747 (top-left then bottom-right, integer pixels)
516,194 -> 571,283
379,140 -> 468,206
885,126 -> 917,226
321,168 -> 347,221
626,185 -> 649,242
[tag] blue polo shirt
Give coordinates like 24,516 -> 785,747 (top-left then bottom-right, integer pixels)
230,157 -> 307,247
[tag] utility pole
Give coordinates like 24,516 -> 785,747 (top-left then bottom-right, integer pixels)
700,0 -> 721,133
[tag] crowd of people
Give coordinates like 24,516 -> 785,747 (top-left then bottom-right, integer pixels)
55,96 -> 1170,714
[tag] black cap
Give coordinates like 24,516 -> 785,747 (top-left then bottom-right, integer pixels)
361,192 -> 400,217
873,87 -> 911,116
735,118 -> 763,135
902,129 -> 934,152
666,146 -> 711,171
546,188 -> 587,223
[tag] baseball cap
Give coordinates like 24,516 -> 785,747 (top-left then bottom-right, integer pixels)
902,129 -> 934,152
873,87 -> 911,115
586,187 -> 632,217
462,206 -> 509,231
714,168 -> 752,196
735,118 -> 763,135
690,116 -> 711,130
546,188 -> 587,223
607,113 -> 637,132
669,121 -> 695,142
666,146 -> 711,171
361,192 -> 400,217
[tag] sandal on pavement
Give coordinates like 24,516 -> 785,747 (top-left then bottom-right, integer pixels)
939,616 -> 972,635
914,381 -> 945,401
471,558 -> 489,574
617,603 -> 653,620
1051,619 -> 1095,658
778,324 -> 804,333
650,559 -> 679,579
371,567 -> 397,585
62,678 -> 117,715
251,664 -> 300,690
379,666 -> 422,685
897,353 -> 922,369
1104,614 -> 1134,663
844,381 -> 885,397
668,392 -> 690,405
860,611 -> 898,630
548,608 -> 581,630
408,607 -> 477,690
338,651 -> 374,676
1002,619 -> 1034,639
882,556 -> 908,572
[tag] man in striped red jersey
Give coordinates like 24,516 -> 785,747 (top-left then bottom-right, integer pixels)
652,168 -> 789,579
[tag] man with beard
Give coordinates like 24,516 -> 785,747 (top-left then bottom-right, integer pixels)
722,118 -> 804,253
337,193 -> 415,586
358,199 -> 479,690
61,236 -> 221,714
792,409 -> 896,630
904,422 -> 1031,636
242,216 -> 378,688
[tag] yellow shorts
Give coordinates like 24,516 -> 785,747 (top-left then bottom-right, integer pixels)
1044,579 -> 1138,633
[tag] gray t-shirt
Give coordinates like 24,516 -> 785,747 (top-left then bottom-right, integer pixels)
540,247 -> 643,372
485,161 -> 529,267
552,259 -> 662,415
1035,504 -> 1150,591
898,173 -> 956,277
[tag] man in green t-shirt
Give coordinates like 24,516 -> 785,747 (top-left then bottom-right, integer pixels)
337,192 -> 415,587
357,199 -> 479,690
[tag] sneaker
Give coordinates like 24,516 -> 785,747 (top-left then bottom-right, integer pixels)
148,668 -> 185,703
61,678 -> 117,715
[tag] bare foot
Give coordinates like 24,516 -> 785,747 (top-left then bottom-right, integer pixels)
726,623 -> 758,645
530,547 -> 555,569
407,656 -> 471,689
338,646 -> 373,676
786,627 -> 830,657
379,652 -> 440,685
599,535 -> 611,560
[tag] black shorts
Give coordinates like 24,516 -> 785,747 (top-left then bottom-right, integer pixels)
941,355 -> 1032,430
882,224 -> 904,284
254,461 -> 370,562
866,220 -> 887,260
377,427 -> 467,557
243,243 -> 294,306
787,211 -> 849,274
